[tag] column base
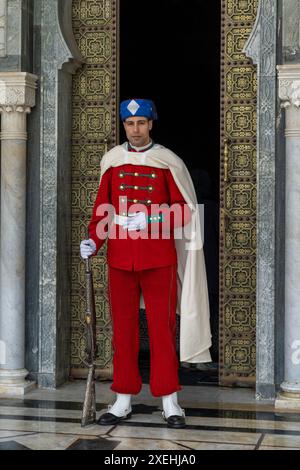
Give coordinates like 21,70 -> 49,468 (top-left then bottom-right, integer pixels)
275,381 -> 300,410
0,368 -> 36,397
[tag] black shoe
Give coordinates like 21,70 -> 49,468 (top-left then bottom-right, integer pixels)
166,415 -> 186,428
163,414 -> 186,429
97,411 -> 132,426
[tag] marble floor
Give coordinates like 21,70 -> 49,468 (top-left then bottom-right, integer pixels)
0,380 -> 300,450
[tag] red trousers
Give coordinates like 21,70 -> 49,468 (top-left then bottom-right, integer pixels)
108,263 -> 181,397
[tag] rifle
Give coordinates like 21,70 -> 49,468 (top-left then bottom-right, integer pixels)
81,256 -> 98,427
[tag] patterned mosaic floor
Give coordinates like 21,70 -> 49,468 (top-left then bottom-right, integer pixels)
0,381 -> 300,450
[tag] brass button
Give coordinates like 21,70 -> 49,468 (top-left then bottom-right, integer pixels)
120,185 -> 125,190
134,172 -> 139,176
147,199 -> 152,204
134,186 -> 138,190
119,172 -> 124,178
133,199 -> 138,203
149,186 -> 153,191
151,173 -> 156,178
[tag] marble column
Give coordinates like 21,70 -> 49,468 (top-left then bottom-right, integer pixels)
0,72 -> 38,396
276,64 -> 300,409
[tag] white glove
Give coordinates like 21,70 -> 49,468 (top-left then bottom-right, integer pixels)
124,212 -> 147,231
80,239 -> 97,259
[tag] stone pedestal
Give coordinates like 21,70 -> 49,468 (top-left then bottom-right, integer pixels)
276,65 -> 300,410
0,72 -> 37,396
0,369 -> 35,396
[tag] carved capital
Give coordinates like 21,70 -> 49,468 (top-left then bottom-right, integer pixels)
277,65 -> 300,108
0,72 -> 38,108
0,105 -> 32,115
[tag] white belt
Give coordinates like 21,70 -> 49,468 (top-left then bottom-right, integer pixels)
114,214 -> 128,226
114,212 -> 141,227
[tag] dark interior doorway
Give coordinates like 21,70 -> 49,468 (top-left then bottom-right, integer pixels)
120,0 -> 220,381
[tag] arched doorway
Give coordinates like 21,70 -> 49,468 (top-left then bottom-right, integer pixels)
70,0 -> 258,387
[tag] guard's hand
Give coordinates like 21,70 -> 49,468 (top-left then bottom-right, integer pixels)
124,212 -> 147,231
80,239 -> 97,259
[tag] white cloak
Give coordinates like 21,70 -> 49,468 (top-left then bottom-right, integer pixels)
99,143 -> 212,363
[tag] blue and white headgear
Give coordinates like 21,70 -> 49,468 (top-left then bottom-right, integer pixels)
120,99 -> 158,121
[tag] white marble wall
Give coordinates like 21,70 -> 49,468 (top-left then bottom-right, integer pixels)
6,1 -> 21,56
0,0 -> 32,72
283,0 -> 300,61
0,0 -> 7,57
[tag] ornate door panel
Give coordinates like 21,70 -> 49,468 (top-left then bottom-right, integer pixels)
70,0 -> 119,377
220,0 -> 258,385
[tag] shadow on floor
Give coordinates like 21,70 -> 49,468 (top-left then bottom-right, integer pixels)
139,357 -> 218,386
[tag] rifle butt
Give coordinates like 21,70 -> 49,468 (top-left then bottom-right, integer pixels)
81,365 -> 96,427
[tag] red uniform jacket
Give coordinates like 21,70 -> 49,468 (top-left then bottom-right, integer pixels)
89,159 -> 191,271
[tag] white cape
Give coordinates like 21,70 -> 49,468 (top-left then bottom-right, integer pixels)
99,143 -> 212,363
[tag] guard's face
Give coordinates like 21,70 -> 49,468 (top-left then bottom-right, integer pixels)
123,117 -> 153,148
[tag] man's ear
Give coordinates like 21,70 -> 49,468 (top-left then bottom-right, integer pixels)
149,120 -> 153,131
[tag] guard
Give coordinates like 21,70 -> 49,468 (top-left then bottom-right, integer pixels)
80,99 -> 211,428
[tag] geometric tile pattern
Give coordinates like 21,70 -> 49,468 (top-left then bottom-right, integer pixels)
226,0 -> 259,22
71,0 -> 118,375
220,0 -> 258,384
